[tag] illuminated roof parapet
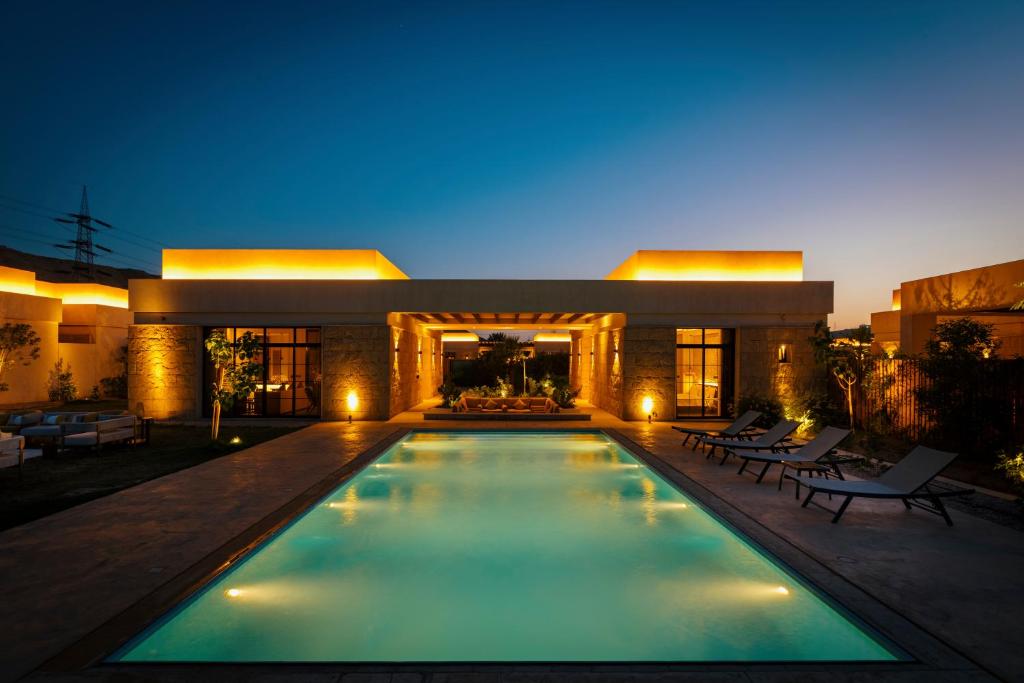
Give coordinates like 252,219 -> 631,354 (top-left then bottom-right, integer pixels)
0,265 -> 128,308
162,249 -> 409,280
605,250 -> 803,282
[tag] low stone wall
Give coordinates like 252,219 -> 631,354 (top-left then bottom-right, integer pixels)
127,325 -> 200,419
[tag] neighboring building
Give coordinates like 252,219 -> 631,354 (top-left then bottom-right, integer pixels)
0,265 -> 130,403
127,249 -> 832,421
870,258 -> 1024,357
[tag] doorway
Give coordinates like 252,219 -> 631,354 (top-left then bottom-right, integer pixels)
676,328 -> 734,418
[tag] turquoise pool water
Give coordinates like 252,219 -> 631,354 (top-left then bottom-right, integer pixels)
114,431 -> 899,662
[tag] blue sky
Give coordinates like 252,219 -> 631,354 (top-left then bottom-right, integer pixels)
2,1 -> 1022,326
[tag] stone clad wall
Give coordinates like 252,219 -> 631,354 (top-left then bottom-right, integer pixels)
621,326 -> 675,421
737,326 -> 821,415
127,325 -> 201,419
322,325 -> 389,420
590,327 -> 624,418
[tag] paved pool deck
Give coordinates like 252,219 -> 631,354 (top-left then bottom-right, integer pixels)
1,403 -> 1022,682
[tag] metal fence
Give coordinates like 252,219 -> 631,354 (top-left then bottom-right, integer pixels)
837,357 -> 1024,449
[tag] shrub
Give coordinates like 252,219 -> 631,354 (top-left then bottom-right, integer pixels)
996,449 -> 1024,495
792,390 -> 846,435
47,359 -> 77,402
734,393 -> 783,428
551,384 -> 579,409
438,381 -> 462,408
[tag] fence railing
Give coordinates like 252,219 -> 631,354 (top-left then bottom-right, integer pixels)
833,357 -> 1024,449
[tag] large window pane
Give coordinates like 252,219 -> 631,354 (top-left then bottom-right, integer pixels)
676,328 -> 703,345
203,327 -> 322,419
266,328 -> 294,344
293,347 -> 322,415
265,347 -> 294,416
676,328 -> 733,418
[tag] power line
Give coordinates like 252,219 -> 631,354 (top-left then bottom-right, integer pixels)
0,202 -> 58,222
0,194 -> 64,214
0,223 -> 160,271
0,191 -> 171,249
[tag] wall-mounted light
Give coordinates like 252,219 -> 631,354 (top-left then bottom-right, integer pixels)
346,390 -> 359,422
777,344 -> 791,364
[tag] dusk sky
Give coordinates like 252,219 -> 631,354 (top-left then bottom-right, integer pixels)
2,1 -> 1022,328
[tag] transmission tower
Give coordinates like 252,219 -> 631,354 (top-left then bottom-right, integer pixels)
53,186 -> 114,281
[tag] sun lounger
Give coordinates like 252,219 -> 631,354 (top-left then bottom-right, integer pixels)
729,426 -> 853,484
671,410 -> 761,450
797,445 -> 972,525
703,419 -> 800,463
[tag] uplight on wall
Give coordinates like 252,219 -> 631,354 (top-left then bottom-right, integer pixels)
642,395 -> 655,423
346,391 -> 359,422
777,344 -> 791,364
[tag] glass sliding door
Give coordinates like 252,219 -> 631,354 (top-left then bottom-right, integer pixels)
203,327 -> 322,418
676,328 -> 734,418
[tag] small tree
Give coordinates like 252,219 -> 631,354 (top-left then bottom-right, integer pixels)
206,330 -> 261,440
47,359 -> 77,401
0,322 -> 41,392
916,318 -> 1003,459
809,321 -> 874,430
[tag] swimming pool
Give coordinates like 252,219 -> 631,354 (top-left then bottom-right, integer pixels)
113,430 -> 901,663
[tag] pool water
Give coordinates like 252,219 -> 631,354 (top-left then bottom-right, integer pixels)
113,431 -> 900,662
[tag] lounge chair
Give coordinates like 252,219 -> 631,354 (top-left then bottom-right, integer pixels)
671,410 -> 761,450
703,419 -> 801,464
798,445 -> 972,525
728,426 -> 853,484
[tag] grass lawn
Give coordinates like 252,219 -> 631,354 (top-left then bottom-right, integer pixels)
0,423 -> 304,532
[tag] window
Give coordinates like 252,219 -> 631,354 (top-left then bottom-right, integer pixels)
203,327 -> 322,418
676,328 -> 734,418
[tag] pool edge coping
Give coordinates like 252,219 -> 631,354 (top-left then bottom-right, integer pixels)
38,426 -> 993,680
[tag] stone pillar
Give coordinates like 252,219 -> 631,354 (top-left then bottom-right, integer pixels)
127,325 -> 201,419
322,325 -> 389,420
621,326 -> 675,421
590,327 -> 624,418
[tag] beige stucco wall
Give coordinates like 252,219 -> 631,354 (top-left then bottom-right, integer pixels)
130,278 -> 833,326
127,325 -> 201,418
0,291 -> 61,405
870,310 -> 901,356
322,325 -> 389,421
57,305 -> 131,398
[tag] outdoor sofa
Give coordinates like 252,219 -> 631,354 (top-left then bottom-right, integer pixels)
0,410 -> 43,435
61,414 -> 138,450
0,433 -> 26,472
454,396 -> 559,414
797,445 -> 972,525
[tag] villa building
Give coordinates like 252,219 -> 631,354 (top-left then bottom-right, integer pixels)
126,249 -> 832,421
870,258 -> 1024,357
0,264 -> 130,403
